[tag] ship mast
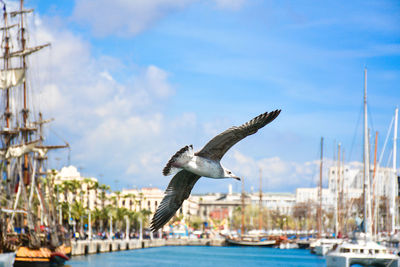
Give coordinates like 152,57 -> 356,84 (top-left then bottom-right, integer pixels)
259,168 -> 262,231
317,137 -> 323,238
2,7 -> 10,129
20,0 -> 30,185
363,68 -> 373,239
372,131 -> 378,236
335,143 -> 341,237
391,107 -> 398,234
241,178 -> 245,239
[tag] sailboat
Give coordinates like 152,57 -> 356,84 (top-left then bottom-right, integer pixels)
312,138 -> 344,256
0,1 -> 70,266
325,69 -> 398,267
225,175 -> 276,247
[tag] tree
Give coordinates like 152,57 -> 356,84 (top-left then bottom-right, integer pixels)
114,207 -> 128,232
124,193 -> 136,211
98,184 -> 110,231
99,184 -> 110,210
92,207 -> 102,233
71,201 -> 85,233
292,202 -> 308,231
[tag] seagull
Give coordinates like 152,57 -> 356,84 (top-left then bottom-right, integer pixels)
150,110 -> 281,232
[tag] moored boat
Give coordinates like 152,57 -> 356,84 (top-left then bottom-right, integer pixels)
0,252 -> 15,267
225,235 -> 276,247
14,246 -> 69,267
326,239 -> 398,267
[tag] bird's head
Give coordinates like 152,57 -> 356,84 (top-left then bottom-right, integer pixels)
223,167 -> 240,181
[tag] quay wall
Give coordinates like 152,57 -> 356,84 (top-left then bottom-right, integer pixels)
71,238 -> 226,256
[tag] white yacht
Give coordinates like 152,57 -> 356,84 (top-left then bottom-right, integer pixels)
312,238 -> 343,256
326,239 -> 398,267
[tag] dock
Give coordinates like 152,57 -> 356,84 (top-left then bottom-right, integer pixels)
71,239 -> 226,256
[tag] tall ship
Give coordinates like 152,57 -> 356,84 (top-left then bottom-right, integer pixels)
0,0 -> 70,266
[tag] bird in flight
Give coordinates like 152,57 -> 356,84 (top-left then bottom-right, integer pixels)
150,110 -> 281,232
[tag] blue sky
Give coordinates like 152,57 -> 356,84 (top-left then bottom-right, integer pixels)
11,0 -> 400,193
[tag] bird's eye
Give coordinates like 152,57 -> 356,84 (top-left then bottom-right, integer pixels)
228,171 -> 231,174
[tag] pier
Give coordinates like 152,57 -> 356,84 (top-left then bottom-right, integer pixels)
71,239 -> 226,256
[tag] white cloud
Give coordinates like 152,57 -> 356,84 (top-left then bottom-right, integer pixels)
225,151 -> 326,192
72,0 -> 193,37
72,0 -> 247,37
100,71 -> 114,82
135,65 -> 174,99
13,7 -> 189,188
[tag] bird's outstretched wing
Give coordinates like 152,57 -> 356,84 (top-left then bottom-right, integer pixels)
196,110 -> 281,161
150,170 -> 201,232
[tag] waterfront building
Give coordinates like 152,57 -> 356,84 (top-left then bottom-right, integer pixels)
52,163 -> 397,233
109,187 -> 199,227
258,192 -> 296,215
296,187 -> 333,209
328,165 -> 394,199
192,192 -> 248,221
296,165 -> 395,216
193,185 -> 295,222
54,165 -> 99,210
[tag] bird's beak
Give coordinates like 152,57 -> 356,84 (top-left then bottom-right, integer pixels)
233,176 -> 241,181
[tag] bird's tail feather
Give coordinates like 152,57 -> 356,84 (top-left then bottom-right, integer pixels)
163,145 -> 193,176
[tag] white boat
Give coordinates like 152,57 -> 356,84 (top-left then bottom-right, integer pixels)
326,239 -> 398,267
0,253 -> 15,267
312,238 -> 343,256
279,242 -> 299,249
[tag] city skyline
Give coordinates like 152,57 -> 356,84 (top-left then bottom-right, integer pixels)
13,0 -> 400,193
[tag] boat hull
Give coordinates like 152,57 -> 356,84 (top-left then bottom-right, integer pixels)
0,252 -> 15,267
315,244 -> 333,256
226,238 -> 276,247
326,254 -> 399,267
14,246 -> 70,267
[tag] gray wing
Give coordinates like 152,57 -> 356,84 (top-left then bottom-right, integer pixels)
150,170 -> 201,232
196,110 -> 281,161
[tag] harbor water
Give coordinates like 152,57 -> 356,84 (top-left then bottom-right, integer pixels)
68,246 -> 326,267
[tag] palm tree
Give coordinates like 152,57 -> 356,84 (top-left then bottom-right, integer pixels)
61,202 -> 70,224
90,180 -> 99,209
138,192 -> 145,210
70,180 -> 82,202
71,201 -> 85,234
126,210 -> 138,235
100,205 -> 112,233
125,193 -> 136,211
83,178 -> 93,209
114,191 -> 121,208
92,207 -> 102,233
98,184 -> 110,232
139,209 -> 152,227
115,207 -> 128,232
99,184 -> 110,210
